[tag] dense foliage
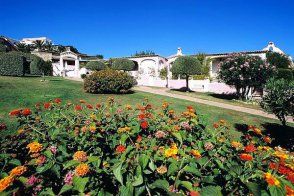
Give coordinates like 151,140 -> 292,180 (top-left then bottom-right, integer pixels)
85,61 -> 106,71
84,69 -> 137,94
277,68 -> 293,81
112,58 -> 136,71
0,43 -> 7,52
159,67 -> 168,79
171,56 -> 203,90
266,51 -> 292,69
218,54 -> 275,100
261,78 -> 294,126
0,98 -> 293,195
0,53 -> 25,76
132,50 -> 155,57
194,53 -> 211,76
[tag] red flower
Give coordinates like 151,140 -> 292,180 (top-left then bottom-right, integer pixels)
55,98 -> 61,104
145,104 -> 152,109
116,145 -> 126,153
44,103 -> 51,109
240,153 -> 253,161
189,191 -> 200,196
140,121 -> 148,129
10,109 -> 21,116
96,104 -> 101,108
75,105 -> 82,111
86,104 -> 93,109
35,103 -> 41,107
22,108 -> 32,116
264,136 -> 271,143
213,123 -> 219,128
244,144 -> 256,153
0,124 -> 6,130
187,106 -> 193,110
138,114 -> 146,120
136,135 -> 142,143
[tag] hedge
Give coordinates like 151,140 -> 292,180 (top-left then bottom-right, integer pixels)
0,53 -> 25,76
86,61 -> 106,71
277,68 -> 293,81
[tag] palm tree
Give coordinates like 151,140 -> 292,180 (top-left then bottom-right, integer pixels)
44,42 -> 53,52
33,40 -> 45,50
16,43 -> 32,53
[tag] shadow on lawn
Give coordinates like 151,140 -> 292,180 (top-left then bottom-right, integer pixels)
234,123 -> 294,150
209,93 -> 238,100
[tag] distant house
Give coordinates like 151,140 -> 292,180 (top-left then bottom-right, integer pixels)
21,37 -> 52,45
0,36 -> 19,52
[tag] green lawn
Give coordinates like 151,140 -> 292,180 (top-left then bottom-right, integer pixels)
0,76 -> 293,149
167,89 -> 262,110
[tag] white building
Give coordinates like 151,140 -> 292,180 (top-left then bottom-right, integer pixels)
21,37 -> 52,45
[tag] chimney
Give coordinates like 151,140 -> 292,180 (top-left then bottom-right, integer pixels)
177,47 -> 182,56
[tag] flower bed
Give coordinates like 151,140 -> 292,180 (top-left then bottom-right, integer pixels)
0,98 -> 293,195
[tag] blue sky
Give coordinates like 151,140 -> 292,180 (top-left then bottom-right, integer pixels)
1,0 -> 293,58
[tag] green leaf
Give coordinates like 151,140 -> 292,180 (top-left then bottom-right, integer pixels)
113,162 -> 123,185
40,188 -> 55,196
151,179 -> 169,192
148,159 -> 155,171
63,160 -> 80,169
200,186 -> 222,196
58,184 -> 73,195
168,162 -> 178,176
180,181 -> 193,191
246,182 -> 261,196
87,156 -> 101,169
73,176 -> 89,193
203,176 -> 215,184
183,166 -> 201,176
230,165 -> 243,176
120,133 -> 128,144
18,176 -> 28,186
8,159 -> 21,166
36,161 -> 54,173
132,174 -> 143,187
138,154 -> 149,169
172,132 -> 183,144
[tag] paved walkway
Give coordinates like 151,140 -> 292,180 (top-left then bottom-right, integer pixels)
133,86 -> 294,123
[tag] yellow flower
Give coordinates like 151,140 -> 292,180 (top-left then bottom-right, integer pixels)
17,129 -> 24,135
75,164 -> 89,176
103,161 -> 110,168
26,142 -> 43,153
191,150 -> 201,159
126,104 -> 132,109
118,127 -> 132,133
10,166 -> 27,177
262,172 -> 280,187
273,151 -> 289,159
165,143 -> 178,158
89,125 -> 96,133
231,141 -> 241,148
73,151 -> 87,162
90,115 -> 96,120
156,165 -> 167,174
258,146 -> 271,151
0,176 -> 14,192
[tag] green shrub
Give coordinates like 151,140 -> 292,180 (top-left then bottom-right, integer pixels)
30,57 -> 45,75
159,67 -> 167,79
0,43 -> 7,52
84,69 -> 137,93
171,56 -> 203,90
112,58 -> 135,71
266,51 -> 291,69
86,61 -> 106,71
0,53 -> 25,76
276,68 -> 293,81
260,78 -> 294,126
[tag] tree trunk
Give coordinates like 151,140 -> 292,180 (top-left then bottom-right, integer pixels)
186,75 -> 189,92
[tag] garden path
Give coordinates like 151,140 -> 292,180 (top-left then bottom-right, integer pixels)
133,86 -> 294,123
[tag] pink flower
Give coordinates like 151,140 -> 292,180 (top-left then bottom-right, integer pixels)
26,175 -> 40,185
48,146 -> 57,154
64,171 -> 74,185
155,131 -> 166,138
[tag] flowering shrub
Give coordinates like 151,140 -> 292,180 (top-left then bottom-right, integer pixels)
218,53 -> 275,100
0,98 -> 294,195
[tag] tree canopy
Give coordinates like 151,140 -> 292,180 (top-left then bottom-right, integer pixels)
112,58 -> 135,71
86,61 -> 106,71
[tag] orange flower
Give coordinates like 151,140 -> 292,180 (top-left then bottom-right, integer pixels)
81,126 -> 88,132
75,164 -> 89,176
136,135 -> 142,143
26,142 -> 43,153
244,144 -> 256,153
191,150 -> 201,159
262,172 -> 280,187
75,105 -> 82,111
286,185 -> 294,196
9,109 -> 21,116
264,136 -> 271,143
219,120 -> 225,124
162,102 -> 169,108
0,176 -> 14,192
79,99 -> 86,103
239,153 -> 253,161
116,145 -> 126,153
213,123 -> 219,128
22,108 -> 32,116
140,121 -> 148,129
17,129 -> 24,135
73,151 -> 87,162
253,128 -> 262,135
126,104 -> 132,109
89,125 -> 96,133
10,166 -> 27,177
